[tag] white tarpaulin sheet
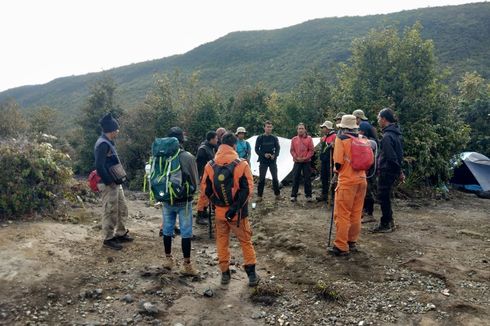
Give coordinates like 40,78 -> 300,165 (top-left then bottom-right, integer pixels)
247,135 -> 320,182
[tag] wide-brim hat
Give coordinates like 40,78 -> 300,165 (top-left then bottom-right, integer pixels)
334,112 -> 347,120
235,126 -> 247,134
320,120 -> 333,129
352,109 -> 368,121
336,115 -> 359,130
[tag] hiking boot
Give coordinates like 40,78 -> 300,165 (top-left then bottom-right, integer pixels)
290,196 -> 297,202
361,214 -> 376,224
181,262 -> 199,276
103,238 -> 123,251
370,224 -> 393,233
114,230 -> 134,242
162,255 -> 174,270
221,269 -> 231,285
316,195 -> 327,202
348,242 -> 358,253
328,246 -> 349,257
244,265 -> 260,287
196,211 -> 208,225
256,196 -> 263,203
306,197 -> 314,203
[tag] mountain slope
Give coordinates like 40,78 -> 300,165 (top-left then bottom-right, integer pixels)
1,2 -> 489,117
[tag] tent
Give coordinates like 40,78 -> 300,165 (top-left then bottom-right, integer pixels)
450,152 -> 490,193
247,135 -> 320,182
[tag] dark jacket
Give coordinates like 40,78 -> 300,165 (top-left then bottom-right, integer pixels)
378,124 -> 403,175
255,134 -> 280,164
196,141 -> 216,178
94,135 -> 120,185
174,149 -> 200,203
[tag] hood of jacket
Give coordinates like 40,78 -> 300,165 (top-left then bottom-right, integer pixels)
382,124 -> 401,136
214,144 -> 239,165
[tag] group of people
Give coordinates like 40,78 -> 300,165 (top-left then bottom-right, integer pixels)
93,106 -> 404,286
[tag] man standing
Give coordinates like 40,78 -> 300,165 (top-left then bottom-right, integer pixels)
216,127 -> 227,148
353,109 -> 378,140
317,120 -> 336,202
329,115 -> 367,256
371,108 -> 404,233
235,127 -> 252,165
201,132 -> 259,287
255,121 -> 281,201
195,131 -> 218,225
95,113 -> 133,251
161,127 -> 200,276
290,123 -> 315,202
196,131 -> 218,179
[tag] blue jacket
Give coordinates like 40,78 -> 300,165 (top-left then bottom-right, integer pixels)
236,139 -> 251,161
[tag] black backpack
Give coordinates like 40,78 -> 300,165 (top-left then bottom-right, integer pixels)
209,159 -> 241,207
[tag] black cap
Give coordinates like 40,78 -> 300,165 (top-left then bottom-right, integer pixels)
100,113 -> 119,133
167,126 -> 185,143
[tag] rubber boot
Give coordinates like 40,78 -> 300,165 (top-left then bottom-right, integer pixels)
244,265 -> 260,287
221,269 -> 231,285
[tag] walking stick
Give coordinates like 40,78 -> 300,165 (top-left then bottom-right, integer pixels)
327,149 -> 335,248
207,203 -> 213,239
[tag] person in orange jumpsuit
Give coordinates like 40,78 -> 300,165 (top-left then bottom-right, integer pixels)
200,132 -> 259,286
329,115 -> 368,256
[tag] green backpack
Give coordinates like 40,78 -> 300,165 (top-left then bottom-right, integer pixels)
146,137 -> 193,204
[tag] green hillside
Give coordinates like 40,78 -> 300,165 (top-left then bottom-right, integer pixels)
1,2 -> 489,118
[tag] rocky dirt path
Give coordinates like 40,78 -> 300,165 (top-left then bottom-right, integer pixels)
0,190 -> 488,325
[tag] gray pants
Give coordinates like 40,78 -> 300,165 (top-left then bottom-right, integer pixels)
98,183 -> 128,240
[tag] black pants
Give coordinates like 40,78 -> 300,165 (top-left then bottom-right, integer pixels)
258,162 -> 280,196
291,162 -> 312,198
377,172 -> 398,226
363,174 -> 376,215
320,159 -> 331,196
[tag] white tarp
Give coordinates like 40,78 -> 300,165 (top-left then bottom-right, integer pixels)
247,135 -> 320,182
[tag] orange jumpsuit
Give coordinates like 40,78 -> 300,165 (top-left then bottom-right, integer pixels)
332,133 -> 368,252
200,144 -> 256,272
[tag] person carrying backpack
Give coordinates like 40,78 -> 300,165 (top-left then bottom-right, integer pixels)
200,132 -> 259,287
371,108 -> 404,233
154,127 -> 200,276
94,113 -> 133,251
329,115 -> 372,256
235,127 -> 252,164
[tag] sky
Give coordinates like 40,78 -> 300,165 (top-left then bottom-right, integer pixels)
0,0 -> 478,92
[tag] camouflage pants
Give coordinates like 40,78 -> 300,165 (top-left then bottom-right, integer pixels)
98,183 -> 128,240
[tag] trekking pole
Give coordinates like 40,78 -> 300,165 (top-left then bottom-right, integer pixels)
327,181 -> 335,248
207,203 -> 213,239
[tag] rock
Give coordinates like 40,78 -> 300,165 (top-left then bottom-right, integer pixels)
95,289 -> 103,295
358,321 -> 365,326
426,303 -> 436,310
139,302 -> 159,315
174,323 -> 184,326
107,257 -> 114,263
47,293 -> 56,300
203,289 -> 214,298
122,294 -> 134,303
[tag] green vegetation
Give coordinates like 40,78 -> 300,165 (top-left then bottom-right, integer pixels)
0,139 -> 73,218
0,2 -> 488,120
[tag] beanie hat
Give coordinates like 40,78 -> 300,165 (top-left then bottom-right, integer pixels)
168,126 -> 185,143
100,113 -> 119,133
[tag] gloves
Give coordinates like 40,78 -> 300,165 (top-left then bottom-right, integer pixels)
225,208 -> 237,222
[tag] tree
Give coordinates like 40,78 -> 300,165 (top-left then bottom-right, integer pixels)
226,85 -> 271,135
457,72 -> 490,156
75,76 -> 122,174
0,100 -> 29,138
334,24 -> 469,185
29,106 -> 59,135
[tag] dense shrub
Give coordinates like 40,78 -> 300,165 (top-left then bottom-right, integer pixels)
0,139 -> 73,219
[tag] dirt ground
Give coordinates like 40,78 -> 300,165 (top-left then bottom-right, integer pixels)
0,186 -> 489,326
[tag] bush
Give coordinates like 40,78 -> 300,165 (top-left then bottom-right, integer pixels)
0,139 -> 73,219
